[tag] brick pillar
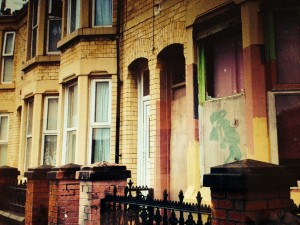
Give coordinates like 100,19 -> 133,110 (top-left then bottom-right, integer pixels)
24,165 -> 53,225
47,163 -> 81,225
0,166 -> 19,210
76,162 -> 131,225
204,159 -> 298,225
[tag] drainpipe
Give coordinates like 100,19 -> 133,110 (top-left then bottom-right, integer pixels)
115,0 -> 122,164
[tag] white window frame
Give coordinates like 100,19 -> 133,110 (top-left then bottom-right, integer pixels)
46,0 -> 62,54
41,96 -> 58,165
62,82 -> 78,164
0,114 -> 9,166
25,99 -> 34,171
67,0 -> 80,34
1,31 -> 15,84
92,0 -> 113,28
88,79 -> 112,163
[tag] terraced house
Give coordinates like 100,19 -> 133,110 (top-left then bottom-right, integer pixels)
0,0 -> 299,204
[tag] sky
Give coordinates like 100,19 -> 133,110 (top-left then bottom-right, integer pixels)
6,0 -> 27,12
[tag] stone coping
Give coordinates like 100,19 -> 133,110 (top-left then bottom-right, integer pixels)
0,166 -> 20,177
203,159 -> 297,190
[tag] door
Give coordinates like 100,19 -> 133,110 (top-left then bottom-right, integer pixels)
138,70 -> 150,186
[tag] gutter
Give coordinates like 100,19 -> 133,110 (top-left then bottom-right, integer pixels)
115,0 -> 122,164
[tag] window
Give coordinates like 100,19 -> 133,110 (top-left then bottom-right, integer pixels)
0,114 -> 9,166
275,94 -> 300,167
93,0 -> 112,27
64,83 -> 78,163
199,27 -> 243,99
264,6 -> 300,88
31,0 -> 38,58
47,0 -> 62,53
195,4 -> 243,102
67,0 -> 80,34
25,100 -> 34,171
42,97 -> 58,165
1,32 -> 15,83
90,80 -> 111,163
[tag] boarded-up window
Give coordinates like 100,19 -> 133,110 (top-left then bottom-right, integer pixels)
275,94 -> 300,166
274,10 -> 300,84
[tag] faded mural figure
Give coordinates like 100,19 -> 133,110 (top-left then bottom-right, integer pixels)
210,110 -> 242,163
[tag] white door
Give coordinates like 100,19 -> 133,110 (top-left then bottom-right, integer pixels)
138,70 -> 150,187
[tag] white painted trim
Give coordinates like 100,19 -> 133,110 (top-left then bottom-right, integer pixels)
62,82 -> 78,164
41,96 -> 58,165
88,79 -> 112,164
0,114 -> 9,143
24,99 -> 34,171
1,31 -> 15,84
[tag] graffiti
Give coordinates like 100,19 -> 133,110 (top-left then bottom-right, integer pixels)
210,110 -> 242,163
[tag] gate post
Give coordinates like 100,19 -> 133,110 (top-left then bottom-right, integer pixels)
47,163 -> 81,225
24,165 -> 53,225
204,159 -> 298,225
76,162 -> 131,225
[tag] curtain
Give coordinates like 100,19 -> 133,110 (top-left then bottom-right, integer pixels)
4,33 -> 14,54
0,116 -> 8,141
47,98 -> 58,130
95,82 -> 109,122
0,144 -> 7,166
92,128 -> 110,162
94,0 -> 112,26
43,135 -> 57,165
66,131 -> 76,163
67,84 -> 78,128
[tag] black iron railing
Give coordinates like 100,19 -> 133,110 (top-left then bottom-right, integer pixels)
0,180 -> 27,214
101,180 -> 211,225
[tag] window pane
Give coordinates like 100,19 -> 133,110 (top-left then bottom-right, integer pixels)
0,116 -> 8,141
46,98 -> 58,130
275,94 -> 300,166
95,82 -> 109,122
143,70 -> 150,96
49,0 -> 62,17
92,128 -> 110,163
0,144 -> 7,166
31,27 -> 37,58
25,137 -> 32,170
4,33 -> 14,55
48,19 -> 62,52
69,0 -> 80,32
275,10 -> 300,84
94,0 -> 112,26
27,101 -> 34,135
43,135 -> 57,165
2,56 -> 13,83
67,84 -> 78,128
66,130 -> 76,163
32,0 -> 38,26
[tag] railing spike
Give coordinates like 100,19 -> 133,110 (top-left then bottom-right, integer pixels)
178,190 -> 184,204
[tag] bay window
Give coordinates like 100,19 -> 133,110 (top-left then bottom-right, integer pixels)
0,114 -> 9,166
42,97 -> 58,165
64,83 -> 78,163
47,0 -> 62,53
93,0 -> 112,27
90,80 -> 111,163
1,32 -> 15,83
25,100 -> 34,171
67,0 -> 80,34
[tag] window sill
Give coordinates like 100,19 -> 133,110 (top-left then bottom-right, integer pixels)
21,55 -> 60,72
57,27 -> 116,50
0,83 -> 15,90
